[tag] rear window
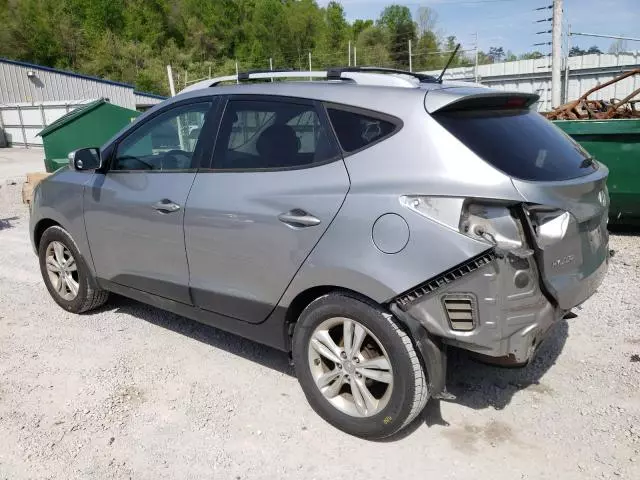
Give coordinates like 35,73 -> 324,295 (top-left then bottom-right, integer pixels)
434,109 -> 598,181
327,108 -> 398,153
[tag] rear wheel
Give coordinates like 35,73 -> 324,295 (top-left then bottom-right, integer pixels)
292,293 -> 429,439
39,226 -> 109,313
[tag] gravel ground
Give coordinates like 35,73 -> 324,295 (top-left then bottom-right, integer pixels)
0,149 -> 638,479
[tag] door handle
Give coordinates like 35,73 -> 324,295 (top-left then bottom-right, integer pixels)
153,199 -> 181,213
278,209 -> 321,228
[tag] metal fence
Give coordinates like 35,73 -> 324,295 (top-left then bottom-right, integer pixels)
0,100 -> 96,147
421,53 -> 640,112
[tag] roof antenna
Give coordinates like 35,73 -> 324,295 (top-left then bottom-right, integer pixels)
437,43 -> 461,83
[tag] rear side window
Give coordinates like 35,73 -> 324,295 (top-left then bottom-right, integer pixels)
434,109 -> 598,181
327,108 -> 398,153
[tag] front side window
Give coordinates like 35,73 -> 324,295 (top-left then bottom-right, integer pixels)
214,99 -> 338,170
327,107 -> 398,153
113,102 -> 211,171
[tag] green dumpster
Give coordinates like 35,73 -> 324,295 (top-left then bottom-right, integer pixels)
38,99 -> 141,172
554,119 -> 640,224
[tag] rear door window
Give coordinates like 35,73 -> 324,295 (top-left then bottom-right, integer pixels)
434,109 -> 598,181
213,98 -> 339,170
326,107 -> 399,153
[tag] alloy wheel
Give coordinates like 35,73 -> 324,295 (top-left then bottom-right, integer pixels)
307,316 -> 394,417
45,241 -> 79,301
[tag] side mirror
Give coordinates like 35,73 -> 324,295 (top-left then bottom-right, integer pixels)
68,148 -> 101,171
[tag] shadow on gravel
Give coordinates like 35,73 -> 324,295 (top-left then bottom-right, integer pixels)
380,320 -> 570,442
608,224 -> 640,236
94,294 -> 295,377
94,294 -> 569,441
445,320 -> 569,411
0,216 -> 19,230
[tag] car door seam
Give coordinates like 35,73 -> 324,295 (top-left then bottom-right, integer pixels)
260,160 -> 352,324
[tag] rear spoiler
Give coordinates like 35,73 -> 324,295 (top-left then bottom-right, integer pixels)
425,87 -> 539,114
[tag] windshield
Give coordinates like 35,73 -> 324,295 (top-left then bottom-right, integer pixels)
434,109 -> 598,181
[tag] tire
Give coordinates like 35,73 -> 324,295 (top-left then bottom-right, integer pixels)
38,226 -> 109,313
292,293 -> 429,439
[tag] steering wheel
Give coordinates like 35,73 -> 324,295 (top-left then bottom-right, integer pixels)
115,155 -> 154,170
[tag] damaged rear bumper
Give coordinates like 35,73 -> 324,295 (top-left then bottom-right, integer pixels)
394,249 -> 605,366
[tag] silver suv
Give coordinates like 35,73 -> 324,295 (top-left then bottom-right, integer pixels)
30,68 -> 609,439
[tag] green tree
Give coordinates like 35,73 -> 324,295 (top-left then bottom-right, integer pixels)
0,0 -> 531,96
351,19 -> 373,41
323,1 -> 348,53
488,46 -> 505,63
355,26 -> 390,66
376,5 -> 416,68
569,46 -> 585,56
520,51 -> 544,60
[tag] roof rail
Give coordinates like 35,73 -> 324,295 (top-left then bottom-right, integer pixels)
179,67 -> 438,94
327,66 -> 438,83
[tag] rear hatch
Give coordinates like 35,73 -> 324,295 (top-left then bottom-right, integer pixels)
427,88 -> 609,310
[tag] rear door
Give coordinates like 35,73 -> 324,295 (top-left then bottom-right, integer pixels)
84,99 -> 215,303
184,95 -> 349,323
433,101 -> 609,309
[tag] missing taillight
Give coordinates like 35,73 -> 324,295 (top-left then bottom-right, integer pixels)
400,196 -> 534,258
459,202 -> 532,257
523,205 -> 573,248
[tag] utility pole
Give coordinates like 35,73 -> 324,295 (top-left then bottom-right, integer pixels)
354,46 -> 357,66
551,0 -> 563,108
408,39 -> 413,72
348,41 -> 351,66
473,32 -> 479,83
235,61 -> 239,84
564,24 -> 571,104
166,65 -> 176,96
269,57 -> 273,82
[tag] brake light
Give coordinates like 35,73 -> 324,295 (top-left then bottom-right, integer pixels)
505,97 -> 527,108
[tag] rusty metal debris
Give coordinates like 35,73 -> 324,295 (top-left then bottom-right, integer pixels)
544,68 -> 640,120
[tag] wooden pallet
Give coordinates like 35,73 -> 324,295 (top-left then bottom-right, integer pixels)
22,172 -> 51,206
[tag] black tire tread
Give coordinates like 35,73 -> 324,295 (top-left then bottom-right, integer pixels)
293,292 -> 429,438
40,226 -> 109,313
381,312 -> 429,429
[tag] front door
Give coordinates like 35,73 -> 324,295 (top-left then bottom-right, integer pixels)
185,96 -> 349,322
84,100 -> 214,304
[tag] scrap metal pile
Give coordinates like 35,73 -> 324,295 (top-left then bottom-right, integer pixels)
545,68 -> 640,120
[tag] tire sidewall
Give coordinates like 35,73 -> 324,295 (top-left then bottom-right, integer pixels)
293,294 -> 420,439
38,226 -> 91,313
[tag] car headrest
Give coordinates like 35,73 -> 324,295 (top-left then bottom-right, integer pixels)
256,124 -> 300,161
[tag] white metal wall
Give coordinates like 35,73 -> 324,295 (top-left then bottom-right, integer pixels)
134,92 -> 164,109
0,100 -> 96,147
422,53 -> 640,112
0,59 -> 136,109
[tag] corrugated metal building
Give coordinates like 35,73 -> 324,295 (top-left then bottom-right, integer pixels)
0,58 -> 167,147
421,53 -> 640,112
134,90 -> 167,111
0,57 -> 165,110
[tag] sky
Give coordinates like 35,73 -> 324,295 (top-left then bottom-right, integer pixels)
320,0 -> 639,56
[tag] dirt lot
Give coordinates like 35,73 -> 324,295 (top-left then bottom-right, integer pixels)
0,148 -> 638,479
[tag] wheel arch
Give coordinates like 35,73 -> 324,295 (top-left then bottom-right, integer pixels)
282,285 -> 447,398
33,218 -> 62,251
284,286 -> 378,337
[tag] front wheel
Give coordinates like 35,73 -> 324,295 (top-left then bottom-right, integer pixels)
38,226 -> 109,313
292,293 -> 429,439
